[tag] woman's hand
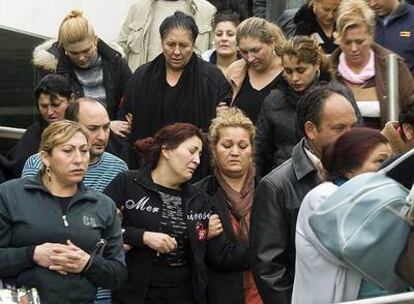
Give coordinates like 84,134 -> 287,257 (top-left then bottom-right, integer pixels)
216,102 -> 229,117
33,243 -> 59,268
208,214 -> 224,240
110,120 -> 131,138
143,231 -> 177,254
48,240 -> 90,274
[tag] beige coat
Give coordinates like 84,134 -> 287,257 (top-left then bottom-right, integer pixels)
118,0 -> 216,72
225,59 -> 248,103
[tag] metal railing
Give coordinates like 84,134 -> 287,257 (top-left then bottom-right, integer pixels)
340,291 -> 414,304
0,126 -> 26,139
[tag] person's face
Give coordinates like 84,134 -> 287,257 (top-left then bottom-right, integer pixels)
214,127 -> 253,178
64,37 -> 98,69
38,93 -> 70,124
368,0 -> 399,16
339,25 -> 372,67
214,21 -> 238,58
162,136 -> 202,183
77,102 -> 110,162
282,55 -> 320,92
348,143 -> 392,178
162,27 -> 194,71
239,36 -> 275,72
306,93 -> 357,155
313,0 -> 341,28
42,131 -> 90,186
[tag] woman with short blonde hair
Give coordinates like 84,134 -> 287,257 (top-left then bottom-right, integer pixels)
330,0 -> 414,129
196,107 -> 262,304
0,120 -> 126,303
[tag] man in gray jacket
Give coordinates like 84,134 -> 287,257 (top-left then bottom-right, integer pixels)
250,84 -> 358,304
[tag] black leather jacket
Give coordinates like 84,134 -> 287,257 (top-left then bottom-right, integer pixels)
250,139 -> 321,304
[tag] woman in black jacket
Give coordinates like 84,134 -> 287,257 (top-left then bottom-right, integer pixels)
121,11 -> 232,178
56,10 -> 132,138
0,74 -> 73,181
290,0 -> 341,54
0,120 -> 126,303
104,122 -> 249,304
196,108 -> 262,304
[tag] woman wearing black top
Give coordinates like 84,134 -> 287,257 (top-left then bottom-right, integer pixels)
121,12 -> 232,178
292,0 -> 341,55
226,17 -> 286,123
255,36 -> 361,177
104,123 -> 249,304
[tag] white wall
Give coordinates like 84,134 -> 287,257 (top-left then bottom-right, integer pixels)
0,0 -> 136,42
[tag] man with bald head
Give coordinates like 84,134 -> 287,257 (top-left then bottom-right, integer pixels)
250,84 -> 358,304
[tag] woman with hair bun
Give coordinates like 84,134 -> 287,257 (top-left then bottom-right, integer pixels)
292,127 -> 392,303
104,122 -> 249,304
225,17 -> 286,123
57,9 -> 132,138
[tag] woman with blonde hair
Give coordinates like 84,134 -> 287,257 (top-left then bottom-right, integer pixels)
225,17 -> 286,123
196,107 -> 262,304
57,10 -> 132,138
290,0 -> 342,54
0,120 -> 126,303
330,0 -> 414,129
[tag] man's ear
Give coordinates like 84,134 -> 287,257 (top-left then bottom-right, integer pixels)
402,123 -> 414,142
304,120 -> 318,142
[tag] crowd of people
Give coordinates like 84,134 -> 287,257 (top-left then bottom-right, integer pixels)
1,0 -> 414,303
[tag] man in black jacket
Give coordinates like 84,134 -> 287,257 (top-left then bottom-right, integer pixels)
250,84 -> 358,304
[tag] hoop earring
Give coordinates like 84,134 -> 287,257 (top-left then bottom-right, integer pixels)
272,49 -> 276,56
316,69 -> 320,78
46,166 -> 52,182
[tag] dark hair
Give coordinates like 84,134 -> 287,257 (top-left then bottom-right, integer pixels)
159,11 -> 199,43
321,128 -> 389,181
64,97 -> 106,122
142,123 -> 204,169
212,11 -> 240,29
400,95 -> 414,125
296,83 -> 350,139
34,74 -> 72,101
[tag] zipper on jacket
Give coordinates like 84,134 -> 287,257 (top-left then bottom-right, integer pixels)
62,214 -> 69,227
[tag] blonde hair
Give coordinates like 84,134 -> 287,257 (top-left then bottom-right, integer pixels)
236,17 -> 286,56
282,36 -> 332,76
58,10 -> 96,47
336,0 -> 375,41
209,108 -> 256,166
40,120 -> 89,172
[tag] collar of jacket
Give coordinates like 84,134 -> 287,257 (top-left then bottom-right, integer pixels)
292,138 -> 318,180
330,43 -> 400,79
23,173 -> 98,202
149,0 -> 198,14
226,59 -> 248,102
132,164 -> 202,202
380,2 -> 410,23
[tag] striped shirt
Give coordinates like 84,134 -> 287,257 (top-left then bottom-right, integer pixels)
22,151 -> 128,300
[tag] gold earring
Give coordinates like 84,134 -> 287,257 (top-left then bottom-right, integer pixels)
46,166 -> 52,182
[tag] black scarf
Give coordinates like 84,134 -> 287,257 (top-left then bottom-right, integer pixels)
130,53 -> 217,140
